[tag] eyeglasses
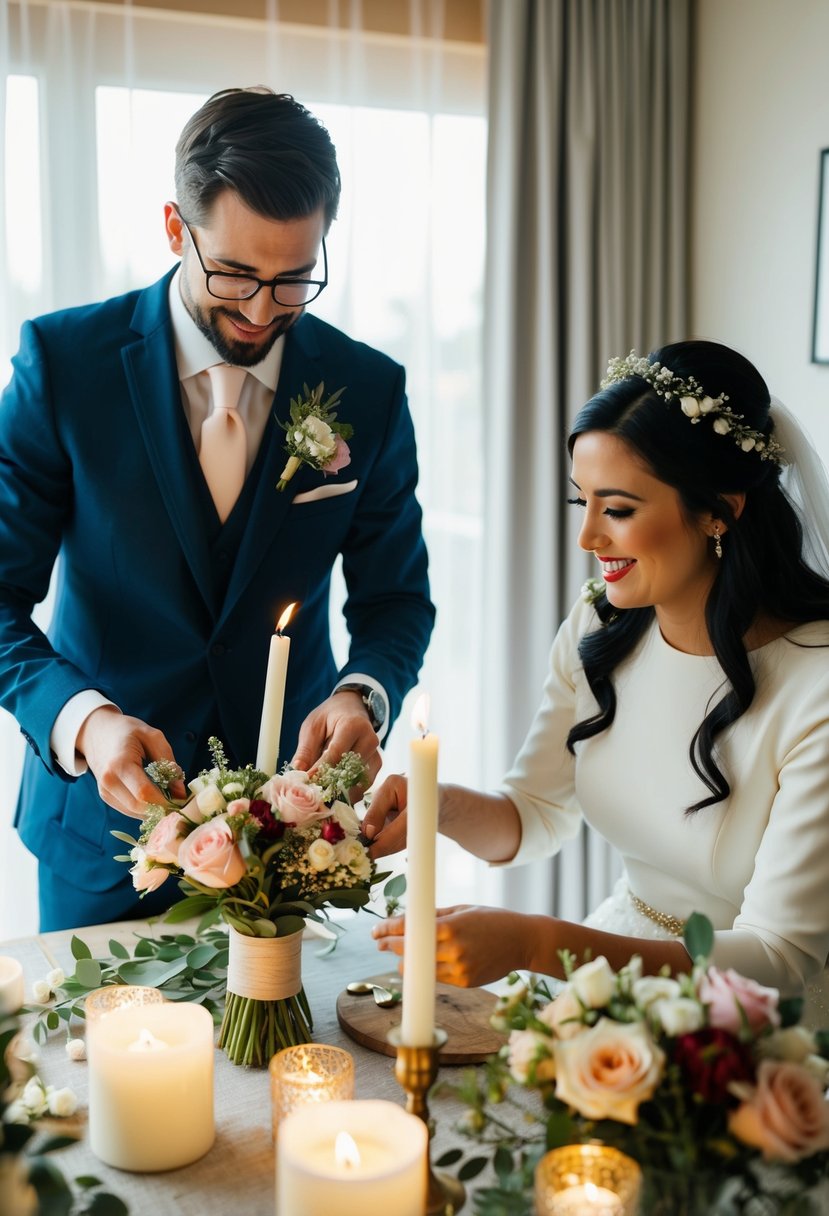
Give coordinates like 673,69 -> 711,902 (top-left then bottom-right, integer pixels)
176,209 -> 328,307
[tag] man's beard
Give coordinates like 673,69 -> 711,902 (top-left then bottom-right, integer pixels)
186,294 -> 300,366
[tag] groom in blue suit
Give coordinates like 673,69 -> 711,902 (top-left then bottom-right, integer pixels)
0,88 -> 434,930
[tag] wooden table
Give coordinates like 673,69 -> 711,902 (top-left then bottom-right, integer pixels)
3,917 -> 495,1215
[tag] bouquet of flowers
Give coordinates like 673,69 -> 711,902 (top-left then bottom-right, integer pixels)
116,739 -> 384,1067
440,915 -> 829,1215
276,381 -> 352,490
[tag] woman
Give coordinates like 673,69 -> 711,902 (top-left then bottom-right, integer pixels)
366,341 -> 829,1020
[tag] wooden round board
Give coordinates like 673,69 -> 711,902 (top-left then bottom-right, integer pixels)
336,972 -> 505,1064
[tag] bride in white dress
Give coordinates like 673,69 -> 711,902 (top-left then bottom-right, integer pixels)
365,340 -> 829,1027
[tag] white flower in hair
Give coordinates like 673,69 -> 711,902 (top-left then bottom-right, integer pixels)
601,351 -> 785,463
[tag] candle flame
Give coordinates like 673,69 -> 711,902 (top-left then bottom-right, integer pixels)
127,1027 -> 168,1052
334,1131 -> 361,1169
276,602 -> 298,634
411,692 -> 430,736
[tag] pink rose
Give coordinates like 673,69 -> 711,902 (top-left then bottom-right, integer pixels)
145,812 -> 188,865
275,781 -> 327,827
177,814 -> 246,888
698,966 -> 780,1035
323,435 -> 351,475
257,770 -> 310,805
553,1017 -> 665,1124
226,798 -> 251,816
538,986 -> 584,1039
729,1059 -> 829,1162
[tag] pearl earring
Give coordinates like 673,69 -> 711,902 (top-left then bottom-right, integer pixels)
713,525 -> 723,560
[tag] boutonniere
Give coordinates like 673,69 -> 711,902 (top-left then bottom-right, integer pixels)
276,381 -> 353,491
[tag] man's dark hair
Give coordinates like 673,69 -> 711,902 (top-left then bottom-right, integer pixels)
174,87 -> 341,229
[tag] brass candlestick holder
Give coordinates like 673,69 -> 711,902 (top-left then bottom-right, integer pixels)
388,1026 -> 466,1216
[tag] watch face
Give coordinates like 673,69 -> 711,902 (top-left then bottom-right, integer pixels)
366,690 -> 386,729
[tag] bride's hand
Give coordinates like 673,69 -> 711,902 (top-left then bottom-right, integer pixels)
362,773 -> 408,858
373,904 -> 534,988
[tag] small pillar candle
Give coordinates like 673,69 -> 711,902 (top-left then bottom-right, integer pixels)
87,1002 -> 214,1172
0,957 -> 24,1015
276,1099 -> 427,1216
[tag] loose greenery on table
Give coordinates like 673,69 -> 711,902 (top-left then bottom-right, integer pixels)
2,1009 -> 128,1216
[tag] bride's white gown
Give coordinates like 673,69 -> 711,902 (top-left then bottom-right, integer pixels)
498,597 -> 829,1027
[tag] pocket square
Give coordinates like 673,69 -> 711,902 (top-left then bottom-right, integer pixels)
292,479 -> 358,504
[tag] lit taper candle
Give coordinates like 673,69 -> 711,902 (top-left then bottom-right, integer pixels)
256,601 -> 297,776
401,692 -> 439,1046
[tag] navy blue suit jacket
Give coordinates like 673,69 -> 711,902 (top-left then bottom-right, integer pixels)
0,270 -> 434,893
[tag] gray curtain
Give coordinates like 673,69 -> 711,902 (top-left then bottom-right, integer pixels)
482,0 -> 691,920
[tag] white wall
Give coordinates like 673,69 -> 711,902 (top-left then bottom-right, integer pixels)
693,0 -> 829,457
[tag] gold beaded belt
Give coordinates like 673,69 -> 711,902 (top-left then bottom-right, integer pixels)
629,891 -> 686,936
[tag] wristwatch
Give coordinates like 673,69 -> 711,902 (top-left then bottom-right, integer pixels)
336,682 -> 387,733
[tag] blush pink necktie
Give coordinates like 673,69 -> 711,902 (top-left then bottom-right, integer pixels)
200,363 -> 248,523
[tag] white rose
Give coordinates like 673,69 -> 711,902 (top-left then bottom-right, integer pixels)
302,415 -> 337,456
4,1099 -> 31,1125
65,1038 -> 86,1061
803,1054 -> 829,1087
46,968 -> 64,991
334,838 -> 372,880
221,781 -> 245,798
553,1018 -> 665,1124
570,956 -> 615,1008
632,975 -> 681,1009
680,396 -> 700,418
330,799 -> 361,836
760,1026 -> 816,1064
713,417 -> 732,435
537,986 -> 584,1039
46,1086 -> 79,1118
652,996 -> 705,1036
307,838 -> 336,872
30,980 -> 52,1005
21,1077 -> 48,1116
699,395 -> 717,414
194,784 -> 227,818
188,774 -> 209,795
507,1028 -> 554,1083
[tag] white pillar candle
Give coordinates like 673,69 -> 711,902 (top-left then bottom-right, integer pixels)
276,1099 -> 427,1216
401,693 -> 439,1047
0,956 -> 24,1014
87,1002 -> 214,1172
256,601 -> 297,775
548,1184 -> 623,1215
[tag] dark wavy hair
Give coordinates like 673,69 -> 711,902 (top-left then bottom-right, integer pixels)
175,87 -> 341,228
566,339 -> 829,812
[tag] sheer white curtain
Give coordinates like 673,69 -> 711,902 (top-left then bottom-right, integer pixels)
482,0 -> 692,921
0,0 -> 486,937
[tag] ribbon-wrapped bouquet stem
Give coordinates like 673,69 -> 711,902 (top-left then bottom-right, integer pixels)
115,739 -> 383,1067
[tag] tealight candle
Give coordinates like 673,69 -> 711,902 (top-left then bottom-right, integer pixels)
276,1099 -> 427,1216
84,984 -> 164,1022
270,1043 -> 355,1140
535,1145 -> 641,1216
0,956 -> 24,1015
87,1002 -> 214,1172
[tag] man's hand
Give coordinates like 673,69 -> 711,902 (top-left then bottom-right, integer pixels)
361,773 -> 408,858
76,706 -> 186,820
290,691 -> 381,791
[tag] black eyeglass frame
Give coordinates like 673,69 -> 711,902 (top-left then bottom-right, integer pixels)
175,206 -> 328,307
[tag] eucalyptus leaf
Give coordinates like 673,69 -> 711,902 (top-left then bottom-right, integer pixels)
108,940 -> 130,959
71,935 -> 92,961
116,956 -> 189,987
383,873 -> 407,899
74,959 -> 103,989
683,910 -> 715,962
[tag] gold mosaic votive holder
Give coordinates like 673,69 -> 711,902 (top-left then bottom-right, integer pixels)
269,1043 -> 355,1140
534,1144 -> 642,1215
84,985 -> 165,1022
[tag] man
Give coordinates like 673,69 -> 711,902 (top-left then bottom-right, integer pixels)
0,88 -> 434,930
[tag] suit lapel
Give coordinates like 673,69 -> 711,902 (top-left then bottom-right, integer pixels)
218,317 -> 323,628
122,274 -> 216,615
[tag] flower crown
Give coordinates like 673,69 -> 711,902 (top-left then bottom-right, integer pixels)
601,351 -> 785,464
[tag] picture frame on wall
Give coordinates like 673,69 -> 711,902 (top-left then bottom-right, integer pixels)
813,147 -> 829,364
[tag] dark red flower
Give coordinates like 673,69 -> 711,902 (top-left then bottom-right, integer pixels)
321,818 -> 346,844
248,799 -> 285,840
671,1027 -> 755,1105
